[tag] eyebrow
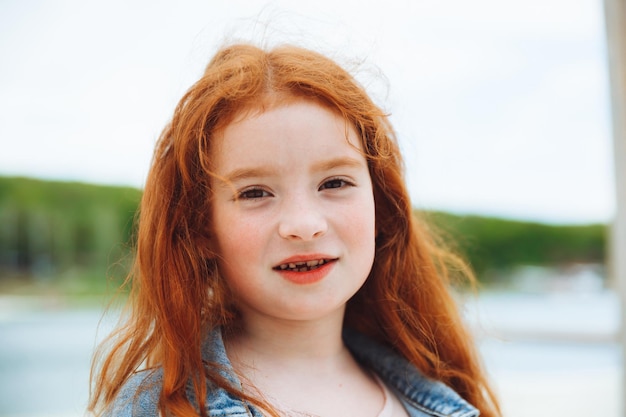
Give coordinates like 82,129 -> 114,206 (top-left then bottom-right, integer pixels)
311,156 -> 366,173
222,167 -> 277,183
221,156 -> 366,183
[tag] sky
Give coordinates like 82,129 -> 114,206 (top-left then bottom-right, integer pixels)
0,0 -> 616,224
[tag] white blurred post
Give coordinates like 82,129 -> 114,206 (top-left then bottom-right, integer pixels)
604,0 -> 626,414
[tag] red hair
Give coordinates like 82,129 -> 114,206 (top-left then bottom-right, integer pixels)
89,43 -> 500,417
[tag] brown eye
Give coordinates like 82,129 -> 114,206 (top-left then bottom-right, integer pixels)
319,178 -> 352,190
238,188 -> 271,200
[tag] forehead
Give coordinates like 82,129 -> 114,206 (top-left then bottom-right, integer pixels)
211,100 -> 364,171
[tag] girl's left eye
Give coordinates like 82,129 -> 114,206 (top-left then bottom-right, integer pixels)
319,178 -> 352,190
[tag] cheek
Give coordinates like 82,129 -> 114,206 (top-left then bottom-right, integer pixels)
340,197 -> 377,258
211,211 -> 272,310
362,214 -> 377,264
217,215 -> 265,262
213,212 -> 271,290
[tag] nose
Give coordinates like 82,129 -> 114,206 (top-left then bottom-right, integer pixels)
278,196 -> 328,241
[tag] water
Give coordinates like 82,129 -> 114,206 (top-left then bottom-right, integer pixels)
0,292 -> 622,417
467,291 -> 622,417
0,306 -> 106,417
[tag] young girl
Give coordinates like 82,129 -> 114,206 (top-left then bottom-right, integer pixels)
89,43 -> 500,417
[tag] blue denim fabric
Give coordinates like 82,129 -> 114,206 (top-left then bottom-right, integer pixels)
106,328 -> 478,417
343,328 -> 479,417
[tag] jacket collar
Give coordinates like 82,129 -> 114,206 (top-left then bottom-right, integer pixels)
197,327 -> 262,416
343,328 -> 479,417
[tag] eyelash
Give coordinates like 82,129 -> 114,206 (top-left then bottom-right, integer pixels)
319,177 -> 354,190
235,178 -> 354,201
236,187 -> 271,200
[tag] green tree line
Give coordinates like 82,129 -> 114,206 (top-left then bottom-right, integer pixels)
0,176 -> 141,293
0,176 -> 607,293
425,211 -> 607,281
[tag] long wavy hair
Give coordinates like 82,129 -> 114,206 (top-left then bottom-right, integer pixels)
89,43 -> 500,417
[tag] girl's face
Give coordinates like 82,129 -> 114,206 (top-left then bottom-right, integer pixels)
210,100 -> 376,324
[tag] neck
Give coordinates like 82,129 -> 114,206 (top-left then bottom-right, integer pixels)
223,309 -> 387,417
226,309 -> 348,369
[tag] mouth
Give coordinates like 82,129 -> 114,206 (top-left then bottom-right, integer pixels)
273,258 -> 337,272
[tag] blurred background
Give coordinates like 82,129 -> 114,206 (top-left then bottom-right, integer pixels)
0,0 -> 622,416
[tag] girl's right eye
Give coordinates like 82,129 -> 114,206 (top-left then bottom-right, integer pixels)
236,188 -> 271,200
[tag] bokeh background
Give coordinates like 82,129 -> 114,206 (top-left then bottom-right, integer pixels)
0,0 -> 622,416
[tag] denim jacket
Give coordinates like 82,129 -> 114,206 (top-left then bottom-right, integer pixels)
106,328 -> 478,417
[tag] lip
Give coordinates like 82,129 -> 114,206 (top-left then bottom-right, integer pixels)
273,254 -> 338,285
274,254 -> 337,266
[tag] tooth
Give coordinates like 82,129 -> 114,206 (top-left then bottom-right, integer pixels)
280,264 -> 288,270
289,263 -> 296,269
307,260 -> 319,267
298,267 -> 308,272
